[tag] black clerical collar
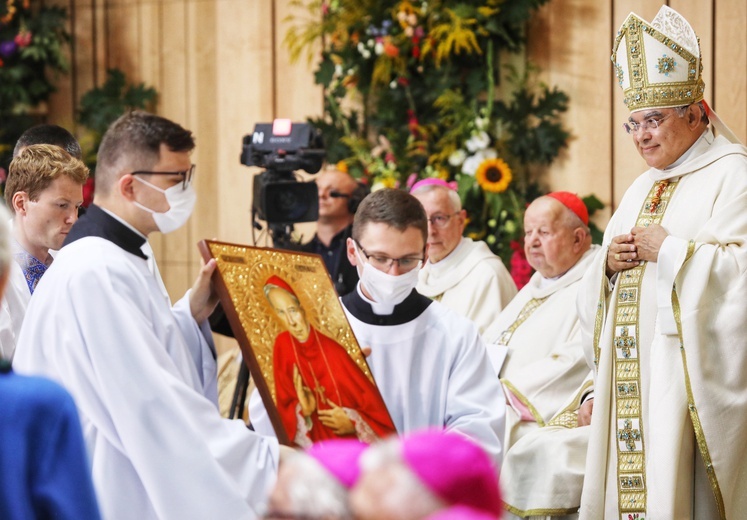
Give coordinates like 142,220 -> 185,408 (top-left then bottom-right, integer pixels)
341,288 -> 432,326
63,204 -> 148,260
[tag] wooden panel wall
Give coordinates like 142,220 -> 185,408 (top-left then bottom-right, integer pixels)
42,0 -> 746,304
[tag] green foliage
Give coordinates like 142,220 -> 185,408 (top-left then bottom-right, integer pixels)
76,69 -> 158,171
0,1 -> 71,181
583,194 -> 605,244
0,2 -> 69,114
285,0 -> 602,281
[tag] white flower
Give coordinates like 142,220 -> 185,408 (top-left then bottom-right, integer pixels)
390,80 -> 397,89
474,117 -> 490,131
465,131 -> 490,152
375,42 -> 384,55
461,148 -> 497,176
371,181 -> 387,192
448,149 -> 467,167
357,42 -> 366,53
334,64 -> 343,77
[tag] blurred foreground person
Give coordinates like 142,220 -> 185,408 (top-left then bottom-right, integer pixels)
264,439 -> 366,520
351,430 -> 502,520
0,205 -> 101,519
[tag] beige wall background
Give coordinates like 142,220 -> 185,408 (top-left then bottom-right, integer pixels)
44,0 -> 747,304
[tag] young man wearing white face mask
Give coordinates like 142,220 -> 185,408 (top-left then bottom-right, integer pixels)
12,111 -> 280,519
341,188 -> 505,466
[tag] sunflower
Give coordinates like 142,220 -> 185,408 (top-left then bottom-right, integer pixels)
475,158 -> 512,193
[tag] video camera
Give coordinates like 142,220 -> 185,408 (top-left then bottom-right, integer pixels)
241,119 -> 325,225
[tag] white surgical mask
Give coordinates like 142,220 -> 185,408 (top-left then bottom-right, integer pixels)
132,176 -> 196,233
355,244 -> 421,313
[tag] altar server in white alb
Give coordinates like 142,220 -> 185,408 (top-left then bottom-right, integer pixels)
0,138 -> 87,359
482,191 -> 597,519
412,178 -> 516,334
13,111 -> 279,520
577,6 -> 747,519
342,188 -> 505,465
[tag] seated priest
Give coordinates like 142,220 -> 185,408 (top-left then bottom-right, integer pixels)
264,275 -> 396,446
482,192 -> 598,519
411,178 -> 516,334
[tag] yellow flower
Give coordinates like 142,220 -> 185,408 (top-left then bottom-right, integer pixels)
336,160 -> 348,173
476,158 -> 512,193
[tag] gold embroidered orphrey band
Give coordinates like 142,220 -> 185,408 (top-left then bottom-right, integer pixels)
496,296 -> 550,346
609,178 -> 678,519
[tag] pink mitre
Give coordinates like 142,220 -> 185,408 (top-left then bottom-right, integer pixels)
306,438 -> 368,489
410,178 -> 458,192
400,429 -> 502,516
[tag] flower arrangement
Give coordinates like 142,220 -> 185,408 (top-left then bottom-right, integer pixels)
285,0 -> 575,283
0,0 -> 70,182
0,0 -> 69,112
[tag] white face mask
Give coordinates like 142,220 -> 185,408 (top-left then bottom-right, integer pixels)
132,176 -> 196,233
355,243 -> 421,309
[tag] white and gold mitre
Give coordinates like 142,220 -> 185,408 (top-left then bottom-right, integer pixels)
612,5 -> 705,112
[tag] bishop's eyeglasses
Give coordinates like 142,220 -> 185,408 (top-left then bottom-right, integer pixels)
427,212 -> 458,228
130,164 -> 196,190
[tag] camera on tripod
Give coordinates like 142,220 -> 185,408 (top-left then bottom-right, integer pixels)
241,119 -> 325,226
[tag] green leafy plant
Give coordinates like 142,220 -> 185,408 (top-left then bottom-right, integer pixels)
0,0 -> 70,183
76,68 -> 158,171
285,0 -> 592,285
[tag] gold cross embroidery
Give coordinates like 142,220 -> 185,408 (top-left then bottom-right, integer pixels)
618,418 -> 642,452
615,326 -> 637,358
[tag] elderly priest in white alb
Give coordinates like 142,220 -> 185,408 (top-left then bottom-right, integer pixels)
13,112 -> 279,520
412,178 -> 517,335
578,6 -> 747,519
483,192 -> 597,520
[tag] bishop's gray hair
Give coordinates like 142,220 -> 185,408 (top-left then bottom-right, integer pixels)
272,450 -> 353,519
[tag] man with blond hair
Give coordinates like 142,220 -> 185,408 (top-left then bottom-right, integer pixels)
0,144 -> 88,358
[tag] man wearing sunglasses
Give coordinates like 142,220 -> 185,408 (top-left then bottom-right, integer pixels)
578,6 -> 747,519
13,111 -> 279,519
341,188 -> 505,466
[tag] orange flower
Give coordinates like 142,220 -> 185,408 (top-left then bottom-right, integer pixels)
383,41 -> 399,58
476,158 -> 512,193
335,161 -> 348,174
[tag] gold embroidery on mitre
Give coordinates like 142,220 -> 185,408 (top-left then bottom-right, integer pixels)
611,7 -> 705,112
611,179 -> 678,517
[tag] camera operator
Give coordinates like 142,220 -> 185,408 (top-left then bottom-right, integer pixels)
301,165 -> 367,296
